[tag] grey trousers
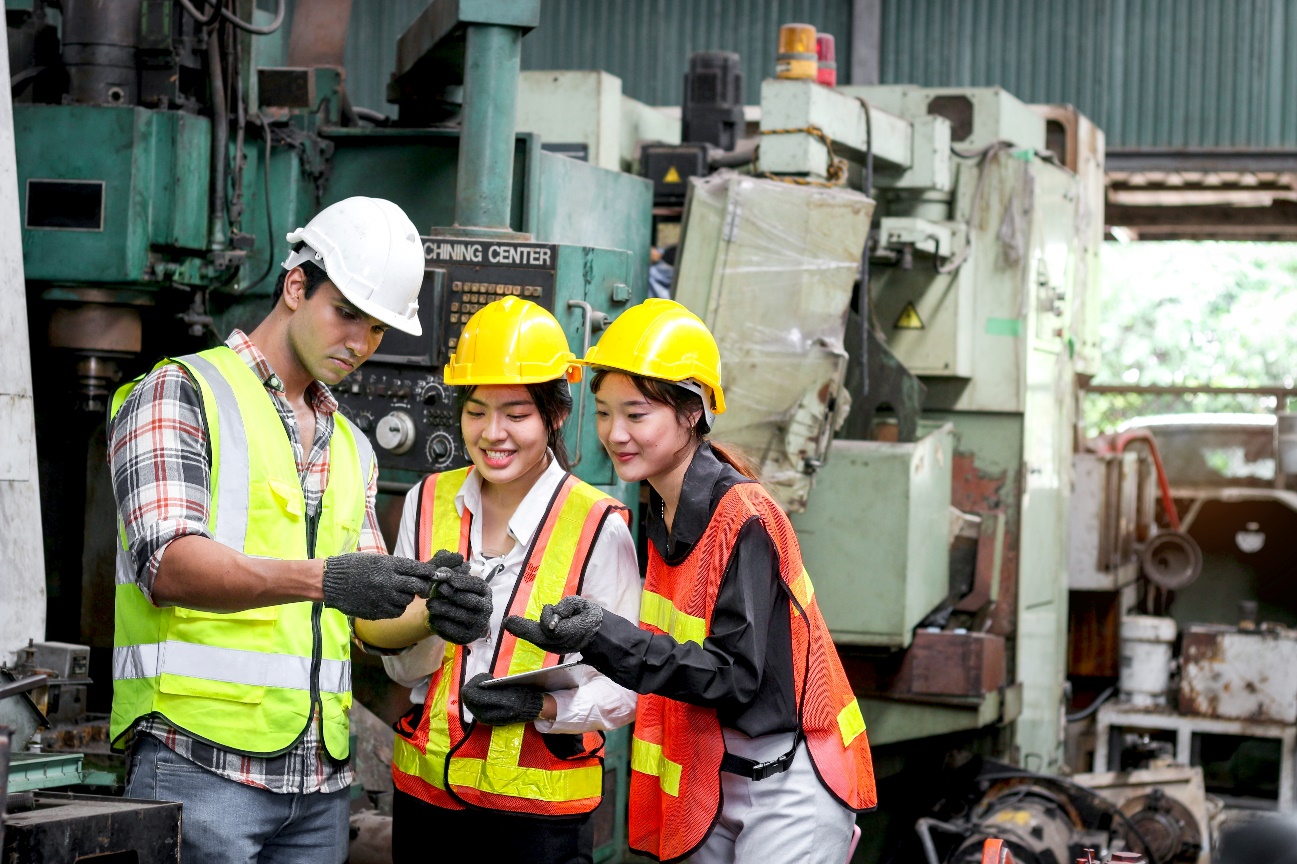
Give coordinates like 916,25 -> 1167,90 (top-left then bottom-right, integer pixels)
687,730 -> 857,864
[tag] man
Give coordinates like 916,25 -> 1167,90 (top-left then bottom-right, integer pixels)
108,197 -> 437,863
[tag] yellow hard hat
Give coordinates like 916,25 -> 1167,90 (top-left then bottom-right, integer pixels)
580,298 -> 726,414
444,297 -> 581,386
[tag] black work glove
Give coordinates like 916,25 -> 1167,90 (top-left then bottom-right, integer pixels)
322,553 -> 434,620
425,550 -> 492,644
503,595 -> 604,655
460,672 -> 545,727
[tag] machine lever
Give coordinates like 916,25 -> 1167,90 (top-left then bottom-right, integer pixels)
566,300 -> 610,467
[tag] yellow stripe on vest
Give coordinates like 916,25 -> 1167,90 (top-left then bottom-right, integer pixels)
790,568 -> 815,616
507,491 -> 594,676
837,698 -> 866,748
392,735 -> 448,791
410,470 -> 614,806
631,737 -> 682,797
639,591 -> 707,646
448,757 -> 603,802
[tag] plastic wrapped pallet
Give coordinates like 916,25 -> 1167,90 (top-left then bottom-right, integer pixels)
674,171 -> 874,511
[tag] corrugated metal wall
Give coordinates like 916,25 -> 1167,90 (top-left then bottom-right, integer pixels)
519,0 -> 852,106
332,0 -> 1297,149
333,0 -> 853,113
340,0 -> 430,113
881,0 -> 1297,149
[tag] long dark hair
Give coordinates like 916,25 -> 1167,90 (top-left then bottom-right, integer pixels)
589,369 -> 760,480
454,380 -> 573,470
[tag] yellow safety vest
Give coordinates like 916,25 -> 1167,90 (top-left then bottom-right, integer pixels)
390,467 -> 630,815
108,346 -> 373,758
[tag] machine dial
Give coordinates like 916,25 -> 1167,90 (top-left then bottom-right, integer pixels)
426,430 -> 456,466
375,411 -> 417,455
419,379 -> 451,407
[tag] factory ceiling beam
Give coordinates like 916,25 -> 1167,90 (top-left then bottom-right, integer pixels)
1107,149 -> 1297,174
1106,198 -> 1297,241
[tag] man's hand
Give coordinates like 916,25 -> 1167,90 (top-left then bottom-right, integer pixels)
460,672 -> 544,726
322,553 -> 434,620
503,595 -> 603,655
425,550 -> 492,644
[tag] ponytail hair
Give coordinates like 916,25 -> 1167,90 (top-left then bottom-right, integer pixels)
589,369 -> 761,481
708,441 -> 761,480
454,380 -> 574,471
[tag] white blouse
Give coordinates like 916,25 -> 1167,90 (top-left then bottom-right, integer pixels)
382,456 -> 640,734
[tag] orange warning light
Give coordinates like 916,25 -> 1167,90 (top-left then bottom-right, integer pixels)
777,23 -> 818,80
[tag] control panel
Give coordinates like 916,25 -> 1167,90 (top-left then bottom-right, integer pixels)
335,236 -> 559,478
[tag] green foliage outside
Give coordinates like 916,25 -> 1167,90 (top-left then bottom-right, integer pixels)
1086,241 -> 1297,435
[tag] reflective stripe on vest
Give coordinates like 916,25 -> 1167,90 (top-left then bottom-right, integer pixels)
789,568 -> 815,616
392,469 -> 470,809
638,591 -> 706,646
113,642 -> 351,693
631,736 -> 682,797
629,482 -> 877,862
109,346 -> 369,758
187,352 -> 252,550
391,467 -> 629,815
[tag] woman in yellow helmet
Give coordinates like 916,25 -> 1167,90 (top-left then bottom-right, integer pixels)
506,298 -> 877,864
354,297 -> 639,863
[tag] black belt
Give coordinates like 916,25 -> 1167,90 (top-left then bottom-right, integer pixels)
719,742 -> 798,781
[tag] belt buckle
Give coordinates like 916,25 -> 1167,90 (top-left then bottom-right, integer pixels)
749,758 -> 782,781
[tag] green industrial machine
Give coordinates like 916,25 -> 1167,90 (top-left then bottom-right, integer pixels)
13,0 -> 649,495
511,54 -> 1105,851
667,76 -> 1102,786
11,0 -> 648,858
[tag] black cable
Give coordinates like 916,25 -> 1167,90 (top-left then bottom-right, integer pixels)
935,140 -> 1014,277
229,16 -> 248,232
243,114 -> 277,294
1066,685 -> 1116,723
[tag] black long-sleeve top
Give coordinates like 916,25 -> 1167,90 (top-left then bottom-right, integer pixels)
582,442 -> 799,737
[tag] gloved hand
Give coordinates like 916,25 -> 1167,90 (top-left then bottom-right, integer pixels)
322,553 -> 434,620
425,550 -> 492,644
460,672 -> 545,726
503,595 -> 604,655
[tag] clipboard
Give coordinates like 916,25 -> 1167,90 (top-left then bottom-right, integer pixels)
477,660 -> 588,692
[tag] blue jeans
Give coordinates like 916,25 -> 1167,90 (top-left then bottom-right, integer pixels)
126,734 -> 351,864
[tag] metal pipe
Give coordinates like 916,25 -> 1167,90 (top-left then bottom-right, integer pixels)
0,674 -> 49,701
914,817 -> 966,864
207,30 -> 229,252
454,24 -> 522,229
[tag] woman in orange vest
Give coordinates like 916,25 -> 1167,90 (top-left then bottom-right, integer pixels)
507,299 -> 877,864
354,297 -> 640,864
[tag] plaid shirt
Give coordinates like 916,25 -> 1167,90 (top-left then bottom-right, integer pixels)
109,330 -> 384,794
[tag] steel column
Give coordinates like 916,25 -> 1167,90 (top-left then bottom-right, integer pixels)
456,24 -> 522,229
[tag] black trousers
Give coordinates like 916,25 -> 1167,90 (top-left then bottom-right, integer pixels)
391,788 -> 594,864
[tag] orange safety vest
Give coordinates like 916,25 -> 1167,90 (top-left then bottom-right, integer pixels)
628,482 -> 877,862
390,466 -> 630,816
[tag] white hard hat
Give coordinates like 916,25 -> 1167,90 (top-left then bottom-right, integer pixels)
282,197 -> 425,336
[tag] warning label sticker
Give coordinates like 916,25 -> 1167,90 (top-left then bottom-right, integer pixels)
894,302 -> 925,330
662,166 -> 682,183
